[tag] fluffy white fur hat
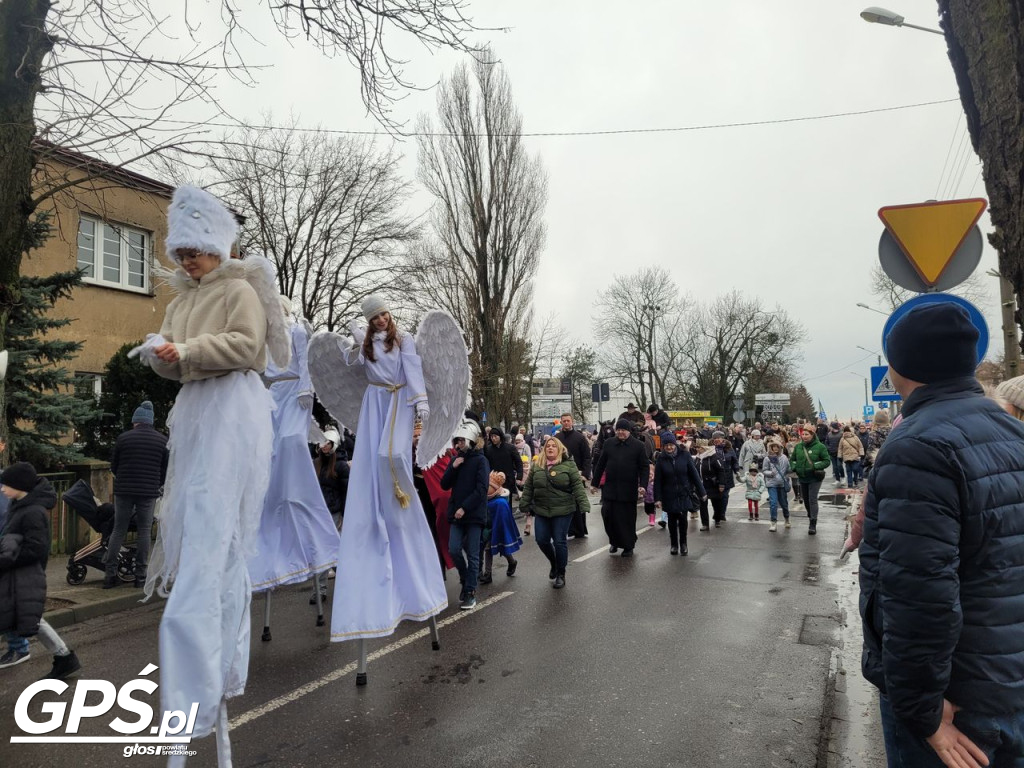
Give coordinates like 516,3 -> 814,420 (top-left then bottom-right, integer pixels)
361,294 -> 390,321
165,185 -> 238,262
453,418 -> 481,444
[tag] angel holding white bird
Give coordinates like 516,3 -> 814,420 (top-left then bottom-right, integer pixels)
308,295 -> 469,648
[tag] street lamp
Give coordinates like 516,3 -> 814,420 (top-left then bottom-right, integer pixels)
860,6 -> 943,34
856,302 -> 889,317
857,345 -> 883,367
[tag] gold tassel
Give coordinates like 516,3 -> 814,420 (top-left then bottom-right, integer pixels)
394,481 -> 410,508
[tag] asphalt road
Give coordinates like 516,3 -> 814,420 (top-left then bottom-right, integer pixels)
1,489 -> 867,768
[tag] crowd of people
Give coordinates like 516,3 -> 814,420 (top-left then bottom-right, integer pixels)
1,182 -> 1021,768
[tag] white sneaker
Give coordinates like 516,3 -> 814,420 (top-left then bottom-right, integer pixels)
769,522 -> 777,532
784,519 -> 792,529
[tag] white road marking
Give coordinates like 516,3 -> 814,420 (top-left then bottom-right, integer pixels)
229,590 -> 515,730
572,526 -> 653,563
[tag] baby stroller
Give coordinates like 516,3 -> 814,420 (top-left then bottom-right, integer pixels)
62,479 -> 137,586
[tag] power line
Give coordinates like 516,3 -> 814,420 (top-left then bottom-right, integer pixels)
35,97 -> 959,139
804,353 -> 877,383
934,110 -> 961,198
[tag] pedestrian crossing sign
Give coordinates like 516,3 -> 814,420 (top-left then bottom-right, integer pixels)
871,365 -> 901,402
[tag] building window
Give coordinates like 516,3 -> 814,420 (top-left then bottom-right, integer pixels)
75,372 -> 103,402
77,215 -> 151,293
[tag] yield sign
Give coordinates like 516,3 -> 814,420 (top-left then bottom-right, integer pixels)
878,198 -> 987,287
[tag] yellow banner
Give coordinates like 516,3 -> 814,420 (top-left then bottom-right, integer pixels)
667,410 -> 711,418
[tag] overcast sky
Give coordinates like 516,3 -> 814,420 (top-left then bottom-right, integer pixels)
171,0 -> 996,419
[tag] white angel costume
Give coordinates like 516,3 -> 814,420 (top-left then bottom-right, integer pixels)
307,298 -> 470,642
141,186 -> 290,750
248,316 -> 340,592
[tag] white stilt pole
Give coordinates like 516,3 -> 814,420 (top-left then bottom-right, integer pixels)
355,639 -> 368,686
428,614 -> 440,651
215,700 -> 232,768
261,591 -> 272,641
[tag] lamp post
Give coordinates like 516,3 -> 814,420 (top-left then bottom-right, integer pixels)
643,303 -> 663,405
857,345 -> 883,367
856,302 -> 889,317
860,6 -> 943,34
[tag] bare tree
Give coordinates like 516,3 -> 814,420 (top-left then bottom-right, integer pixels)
415,50 -> 547,423
209,122 -> 418,331
869,263 -> 989,312
676,292 -> 805,419
0,0 -> 487,442
593,266 -> 681,406
938,3 -> 1024,338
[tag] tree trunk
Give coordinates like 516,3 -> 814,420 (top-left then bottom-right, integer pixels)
0,0 -> 54,443
939,1 -> 1024,338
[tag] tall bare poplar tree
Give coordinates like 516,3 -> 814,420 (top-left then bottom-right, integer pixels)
416,51 -> 547,423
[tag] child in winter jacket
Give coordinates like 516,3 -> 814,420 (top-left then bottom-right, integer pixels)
0,462 -> 81,678
743,465 -> 766,521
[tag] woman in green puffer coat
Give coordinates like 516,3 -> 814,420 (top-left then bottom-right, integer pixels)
519,439 -> 590,589
790,426 -> 831,535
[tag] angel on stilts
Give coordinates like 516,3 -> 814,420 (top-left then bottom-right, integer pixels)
307,295 -> 469,685
133,185 -> 290,767
249,297 -> 341,640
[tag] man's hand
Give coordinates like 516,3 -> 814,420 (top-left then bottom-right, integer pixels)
926,700 -> 989,768
454,508 -> 465,520
452,456 -> 464,468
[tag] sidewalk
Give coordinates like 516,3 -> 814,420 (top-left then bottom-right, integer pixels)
43,555 -> 158,630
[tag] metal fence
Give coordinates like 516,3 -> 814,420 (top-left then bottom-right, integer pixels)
42,471 -> 79,555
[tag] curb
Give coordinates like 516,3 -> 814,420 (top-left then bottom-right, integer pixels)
44,592 -> 163,630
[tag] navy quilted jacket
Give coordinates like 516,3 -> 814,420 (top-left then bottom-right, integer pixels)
859,377 -> 1024,738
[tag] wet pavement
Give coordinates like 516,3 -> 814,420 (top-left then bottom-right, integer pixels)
2,484 -> 885,767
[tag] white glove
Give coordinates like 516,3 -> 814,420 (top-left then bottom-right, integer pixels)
126,333 -> 168,365
298,393 -> 314,411
416,402 -> 430,422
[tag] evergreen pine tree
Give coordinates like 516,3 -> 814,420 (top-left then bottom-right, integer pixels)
78,341 -> 180,460
5,268 -> 100,469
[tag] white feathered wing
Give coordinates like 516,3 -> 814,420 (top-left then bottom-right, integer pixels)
416,310 -> 470,468
306,330 -> 367,432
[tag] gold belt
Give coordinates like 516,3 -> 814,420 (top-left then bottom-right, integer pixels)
369,380 -> 411,508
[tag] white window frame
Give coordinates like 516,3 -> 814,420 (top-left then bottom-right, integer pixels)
75,372 -> 103,403
77,214 -> 152,294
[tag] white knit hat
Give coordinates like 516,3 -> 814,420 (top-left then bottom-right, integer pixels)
996,375 -> 1024,412
322,428 -> 341,450
165,185 -> 238,262
361,294 -> 390,321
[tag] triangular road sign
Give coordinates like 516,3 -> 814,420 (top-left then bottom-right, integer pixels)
873,369 -> 897,399
878,198 -> 987,287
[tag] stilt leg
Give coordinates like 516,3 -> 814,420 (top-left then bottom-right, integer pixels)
429,614 -> 440,651
261,591 -> 272,642
355,638 -> 368,686
315,572 -> 325,627
215,700 -> 232,768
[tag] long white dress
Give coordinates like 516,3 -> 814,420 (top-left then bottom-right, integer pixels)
249,321 -> 340,592
330,330 -> 448,641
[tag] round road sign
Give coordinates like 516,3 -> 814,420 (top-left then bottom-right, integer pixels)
882,293 -> 989,365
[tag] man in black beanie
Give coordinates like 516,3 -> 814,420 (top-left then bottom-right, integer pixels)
590,419 -> 649,556
106,400 -> 168,588
859,302 -> 1024,766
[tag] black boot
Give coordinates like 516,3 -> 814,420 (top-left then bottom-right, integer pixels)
43,651 -> 81,680
102,573 -> 118,589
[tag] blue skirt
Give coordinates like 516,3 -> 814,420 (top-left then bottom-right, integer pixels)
487,497 -> 522,556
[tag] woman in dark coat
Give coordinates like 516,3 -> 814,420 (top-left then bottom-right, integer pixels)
653,433 -> 706,555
